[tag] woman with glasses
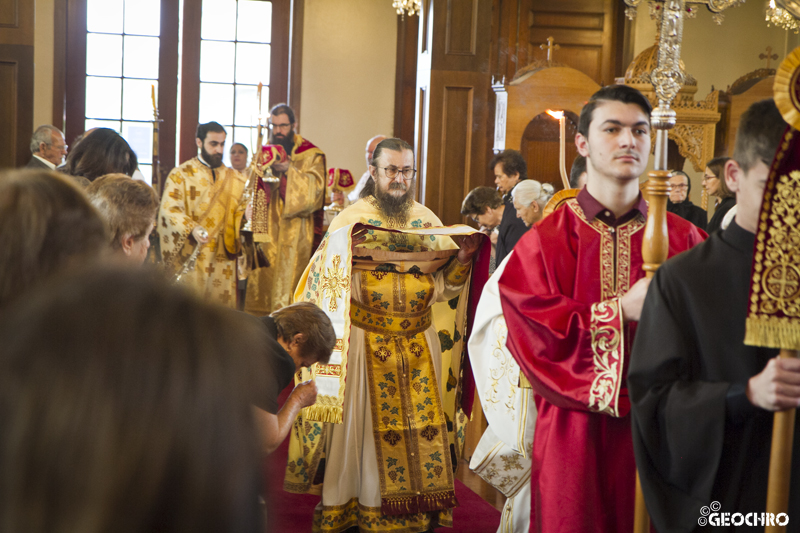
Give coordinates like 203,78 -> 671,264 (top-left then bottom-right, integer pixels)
703,156 -> 735,233
666,170 -> 707,231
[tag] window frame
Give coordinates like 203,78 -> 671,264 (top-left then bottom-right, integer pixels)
59,0 -> 294,191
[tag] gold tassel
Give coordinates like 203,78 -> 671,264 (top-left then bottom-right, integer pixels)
745,317 -> 800,350
301,404 -> 343,424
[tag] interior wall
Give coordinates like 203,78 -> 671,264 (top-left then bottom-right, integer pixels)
632,1 -> 800,208
33,0 -> 55,129
299,0 -> 397,179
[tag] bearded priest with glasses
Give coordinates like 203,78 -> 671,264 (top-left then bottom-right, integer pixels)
243,103 -> 327,315
284,137 -> 488,533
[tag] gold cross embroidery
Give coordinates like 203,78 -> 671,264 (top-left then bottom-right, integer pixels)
321,254 -> 349,312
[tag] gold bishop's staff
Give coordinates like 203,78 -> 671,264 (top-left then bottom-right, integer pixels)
744,47 -> 800,533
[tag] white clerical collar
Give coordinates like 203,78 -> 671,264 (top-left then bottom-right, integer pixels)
33,154 -> 56,170
197,155 -> 211,168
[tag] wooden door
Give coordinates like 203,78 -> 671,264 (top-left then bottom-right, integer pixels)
520,110 -> 579,191
0,0 -> 34,169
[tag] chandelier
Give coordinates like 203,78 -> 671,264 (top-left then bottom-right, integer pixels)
393,0 -> 421,16
767,0 -> 800,33
622,0 -> 745,24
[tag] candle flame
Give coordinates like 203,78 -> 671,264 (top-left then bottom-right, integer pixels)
546,109 -> 564,120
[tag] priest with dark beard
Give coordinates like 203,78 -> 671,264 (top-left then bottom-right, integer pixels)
666,169 -> 707,231
284,137 -> 482,533
243,103 -> 327,315
158,121 -> 247,308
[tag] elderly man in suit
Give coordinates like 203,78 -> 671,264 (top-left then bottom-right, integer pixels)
26,125 -> 68,170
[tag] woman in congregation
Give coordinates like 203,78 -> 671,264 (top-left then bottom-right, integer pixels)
703,156 -> 735,234
0,169 -> 107,311
511,178 -> 555,227
86,173 -> 159,264
63,127 -> 138,184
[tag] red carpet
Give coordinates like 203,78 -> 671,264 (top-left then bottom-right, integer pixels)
265,386 -> 502,532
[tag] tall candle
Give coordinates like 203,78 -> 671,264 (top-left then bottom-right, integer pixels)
546,110 -> 569,189
151,84 -> 156,111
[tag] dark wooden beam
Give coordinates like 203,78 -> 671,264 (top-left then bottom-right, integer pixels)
64,0 -> 87,146
157,0 -> 180,186
178,0 -> 202,163
393,12 -> 419,143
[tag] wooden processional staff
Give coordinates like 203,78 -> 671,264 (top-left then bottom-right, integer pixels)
635,2 -> 686,532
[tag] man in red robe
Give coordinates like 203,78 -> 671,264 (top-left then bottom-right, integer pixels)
498,85 -> 706,533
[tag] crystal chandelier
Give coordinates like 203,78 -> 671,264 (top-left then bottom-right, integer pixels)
767,0 -> 800,33
393,0 -> 422,17
623,0 -> 745,24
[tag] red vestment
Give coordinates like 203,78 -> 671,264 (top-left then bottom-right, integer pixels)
498,192 -> 705,533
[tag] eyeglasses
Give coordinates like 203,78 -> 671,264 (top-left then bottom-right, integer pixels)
702,175 -> 718,181
44,142 -> 68,151
268,123 -> 293,131
671,184 -> 688,190
377,166 -> 416,181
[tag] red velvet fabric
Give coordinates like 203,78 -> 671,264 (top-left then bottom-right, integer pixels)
498,200 -> 705,533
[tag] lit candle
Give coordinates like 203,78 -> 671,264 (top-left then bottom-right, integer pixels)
546,109 -> 569,189
257,82 -> 263,116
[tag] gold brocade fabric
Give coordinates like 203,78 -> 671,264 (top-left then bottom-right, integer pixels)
354,270 -> 457,515
285,199 -> 476,532
244,134 -> 326,315
157,158 -> 246,308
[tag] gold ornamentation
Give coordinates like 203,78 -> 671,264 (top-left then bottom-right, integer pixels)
321,254 -> 350,312
588,301 -> 624,416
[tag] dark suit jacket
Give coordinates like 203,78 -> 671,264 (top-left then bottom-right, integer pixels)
495,194 -> 528,265
25,156 -> 53,170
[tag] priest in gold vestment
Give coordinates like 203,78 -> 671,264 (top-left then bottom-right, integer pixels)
284,138 -> 483,533
158,122 -> 246,308
244,104 -> 326,315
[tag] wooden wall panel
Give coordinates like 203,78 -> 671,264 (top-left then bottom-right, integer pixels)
528,0 -> 617,86
416,0 -> 491,226
430,84 -> 473,221
0,0 -> 33,169
0,46 -> 33,168
491,0 -> 631,86
394,14 -> 419,143
445,0 -> 478,55
0,0 -> 33,44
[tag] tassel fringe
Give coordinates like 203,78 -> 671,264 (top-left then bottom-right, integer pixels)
745,317 -> 800,350
380,490 -> 459,516
302,404 -> 343,424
